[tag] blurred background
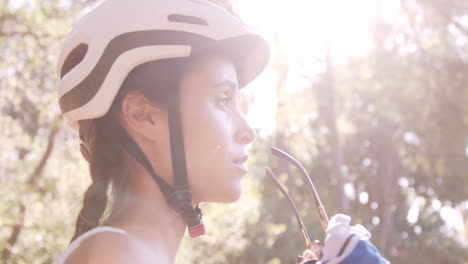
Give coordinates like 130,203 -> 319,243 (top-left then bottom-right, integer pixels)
1,0 -> 467,263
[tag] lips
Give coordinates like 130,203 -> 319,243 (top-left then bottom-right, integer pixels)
234,155 -> 248,164
233,155 -> 249,174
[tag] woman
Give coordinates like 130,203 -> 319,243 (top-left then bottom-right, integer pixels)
55,0 -> 387,263
56,0 -> 268,262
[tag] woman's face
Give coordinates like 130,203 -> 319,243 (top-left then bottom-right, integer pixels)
177,54 -> 256,203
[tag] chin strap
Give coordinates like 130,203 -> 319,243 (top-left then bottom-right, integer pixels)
166,77 -> 205,237
108,121 -> 204,237
167,191 -> 205,237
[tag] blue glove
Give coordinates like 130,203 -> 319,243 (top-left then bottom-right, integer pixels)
302,214 -> 389,264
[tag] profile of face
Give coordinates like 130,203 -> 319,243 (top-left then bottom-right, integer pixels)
122,54 -> 256,204
180,54 -> 256,203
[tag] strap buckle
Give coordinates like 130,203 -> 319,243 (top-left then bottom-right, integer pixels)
168,190 -> 205,237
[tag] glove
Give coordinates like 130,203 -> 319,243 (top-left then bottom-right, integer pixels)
302,214 -> 389,264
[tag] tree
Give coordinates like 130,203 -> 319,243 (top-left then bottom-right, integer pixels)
1,1 -> 99,263
1,0 -> 467,263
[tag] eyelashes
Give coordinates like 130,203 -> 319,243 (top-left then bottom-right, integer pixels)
216,91 -> 235,111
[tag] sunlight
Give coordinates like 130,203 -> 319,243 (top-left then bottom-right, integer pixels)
239,0 -> 401,132
440,204 -> 467,244
236,0 -> 376,63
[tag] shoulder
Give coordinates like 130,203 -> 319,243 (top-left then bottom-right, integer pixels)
58,227 -> 158,264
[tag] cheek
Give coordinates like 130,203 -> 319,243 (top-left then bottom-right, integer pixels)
182,104 -> 241,202
184,104 -> 229,158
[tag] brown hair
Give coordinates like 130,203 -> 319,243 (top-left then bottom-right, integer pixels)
69,58 -> 184,242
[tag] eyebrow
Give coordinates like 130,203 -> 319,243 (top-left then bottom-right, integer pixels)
214,80 -> 238,91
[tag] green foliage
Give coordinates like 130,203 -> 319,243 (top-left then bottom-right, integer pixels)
1,0 -> 467,263
0,1 -> 98,263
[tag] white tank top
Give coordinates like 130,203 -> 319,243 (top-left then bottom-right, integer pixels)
55,226 -> 127,264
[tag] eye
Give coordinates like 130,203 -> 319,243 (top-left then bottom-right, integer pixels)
216,91 -> 234,110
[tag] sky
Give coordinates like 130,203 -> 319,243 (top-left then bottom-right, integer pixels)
238,0 -> 401,133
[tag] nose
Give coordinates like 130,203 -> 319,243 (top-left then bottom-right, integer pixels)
236,114 -> 256,145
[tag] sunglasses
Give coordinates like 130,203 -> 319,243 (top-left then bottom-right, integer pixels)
265,147 -> 330,261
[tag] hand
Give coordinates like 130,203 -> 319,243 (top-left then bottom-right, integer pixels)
299,240 -> 322,264
301,214 -> 389,264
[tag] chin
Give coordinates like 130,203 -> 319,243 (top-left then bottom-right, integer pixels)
220,179 -> 244,202
221,188 -> 242,203
198,180 -> 243,203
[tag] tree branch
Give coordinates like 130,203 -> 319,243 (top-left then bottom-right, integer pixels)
449,17 -> 468,38
0,0 -> 10,34
428,0 -> 468,38
2,117 -> 61,262
28,117 -> 61,190
1,203 -> 25,262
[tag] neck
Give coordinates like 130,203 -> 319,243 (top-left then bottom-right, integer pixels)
105,167 -> 186,262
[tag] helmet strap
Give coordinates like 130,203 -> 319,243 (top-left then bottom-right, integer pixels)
166,81 -> 205,237
112,121 -> 204,236
111,122 -> 174,198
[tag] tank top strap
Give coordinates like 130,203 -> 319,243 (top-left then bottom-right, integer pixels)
55,226 -> 127,264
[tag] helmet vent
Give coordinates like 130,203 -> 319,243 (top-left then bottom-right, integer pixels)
60,43 -> 88,78
168,14 -> 208,26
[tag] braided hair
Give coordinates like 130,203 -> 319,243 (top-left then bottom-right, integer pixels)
69,59 -> 183,242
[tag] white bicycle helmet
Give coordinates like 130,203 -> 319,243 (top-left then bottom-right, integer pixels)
57,0 -> 269,129
57,0 -> 270,238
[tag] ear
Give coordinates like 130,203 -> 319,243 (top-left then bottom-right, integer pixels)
121,92 -> 162,141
